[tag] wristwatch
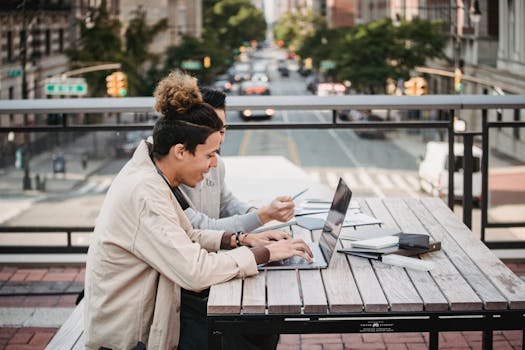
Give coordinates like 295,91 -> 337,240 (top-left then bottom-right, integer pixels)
235,231 -> 244,247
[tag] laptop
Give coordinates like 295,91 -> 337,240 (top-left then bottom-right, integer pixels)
258,177 -> 352,270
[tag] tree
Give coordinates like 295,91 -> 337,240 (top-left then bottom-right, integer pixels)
67,0 -> 122,96
297,18 -> 446,93
123,6 -> 168,96
273,10 -> 324,52
67,2 -> 168,97
204,0 -> 266,53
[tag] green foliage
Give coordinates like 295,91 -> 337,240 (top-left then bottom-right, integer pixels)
67,1 -> 123,96
66,2 -> 167,97
298,18 -> 446,93
205,0 -> 266,50
274,10 -> 325,51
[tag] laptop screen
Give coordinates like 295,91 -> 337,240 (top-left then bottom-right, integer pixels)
318,178 -> 352,264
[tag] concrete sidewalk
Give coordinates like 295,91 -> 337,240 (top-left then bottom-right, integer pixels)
0,264 -> 524,349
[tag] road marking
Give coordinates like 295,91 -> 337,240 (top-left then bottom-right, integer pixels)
405,174 -> 420,189
281,110 -> 301,166
342,173 -> 358,188
391,173 -> 419,198
76,181 -> 97,195
94,178 -> 113,193
377,173 -> 395,189
325,172 -> 340,189
238,129 -> 253,156
313,110 -> 385,197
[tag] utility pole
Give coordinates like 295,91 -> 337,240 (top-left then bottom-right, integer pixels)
454,0 -> 464,94
20,0 -> 32,190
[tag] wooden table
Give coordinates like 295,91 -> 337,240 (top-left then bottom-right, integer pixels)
207,197 -> 525,350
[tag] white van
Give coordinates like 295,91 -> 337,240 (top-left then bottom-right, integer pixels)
418,141 -> 482,202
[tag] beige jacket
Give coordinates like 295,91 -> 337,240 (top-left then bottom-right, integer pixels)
84,141 -> 258,349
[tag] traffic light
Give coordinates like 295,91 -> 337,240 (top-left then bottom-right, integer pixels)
106,72 -> 127,97
414,77 -> 427,96
454,67 -> 463,92
114,72 -> 128,97
106,73 -> 118,97
404,77 -> 427,96
203,56 -> 211,69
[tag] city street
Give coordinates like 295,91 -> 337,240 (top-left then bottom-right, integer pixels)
0,47 -> 524,246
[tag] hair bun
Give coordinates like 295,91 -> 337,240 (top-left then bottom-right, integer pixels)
154,71 -> 203,115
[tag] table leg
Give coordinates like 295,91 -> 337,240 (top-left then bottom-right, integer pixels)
429,330 -> 439,349
482,330 -> 493,350
208,330 -> 222,350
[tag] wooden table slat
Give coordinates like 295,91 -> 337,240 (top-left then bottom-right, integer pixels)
358,199 -> 424,311
267,270 -> 302,314
321,240 -> 363,313
299,270 -> 328,313
381,198 -> 482,311
406,198 -> 509,310
207,278 -> 242,314
365,198 -> 449,311
242,272 -> 266,314
421,197 -> 525,309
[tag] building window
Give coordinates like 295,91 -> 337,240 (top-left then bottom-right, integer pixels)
45,29 -> 51,55
19,30 -> 26,58
7,31 -> 13,61
9,87 -> 14,123
58,29 -> 64,52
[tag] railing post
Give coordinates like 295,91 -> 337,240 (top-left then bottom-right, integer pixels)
462,133 -> 474,229
448,110 -> 455,209
481,107 -> 489,242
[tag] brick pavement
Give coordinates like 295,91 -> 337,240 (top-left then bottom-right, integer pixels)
0,263 -> 523,350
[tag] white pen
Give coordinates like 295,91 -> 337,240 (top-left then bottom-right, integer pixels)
291,187 -> 309,200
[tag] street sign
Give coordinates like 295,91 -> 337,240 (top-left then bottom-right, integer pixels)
181,60 -> 202,70
44,77 -> 88,96
7,69 -> 23,77
320,60 -> 336,70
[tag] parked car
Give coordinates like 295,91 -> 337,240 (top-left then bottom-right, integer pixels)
355,114 -> 387,139
316,82 -> 346,96
238,81 -> 275,120
277,59 -> 289,77
418,141 -> 482,202
212,79 -> 232,93
305,76 -> 320,94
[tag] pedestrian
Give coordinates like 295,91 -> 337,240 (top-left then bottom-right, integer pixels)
83,70 -> 312,350
180,87 -> 295,233
81,153 -> 88,170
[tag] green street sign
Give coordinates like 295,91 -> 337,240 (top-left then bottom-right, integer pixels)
44,78 -> 87,96
320,60 -> 336,70
181,60 -> 202,70
7,69 -> 22,77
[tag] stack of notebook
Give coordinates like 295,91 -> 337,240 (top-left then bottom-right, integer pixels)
338,232 -> 441,260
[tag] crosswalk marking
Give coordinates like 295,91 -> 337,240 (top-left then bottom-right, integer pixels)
325,172 -> 340,189
377,173 -> 394,189
304,168 -> 425,198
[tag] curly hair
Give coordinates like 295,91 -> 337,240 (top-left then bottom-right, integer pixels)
151,71 -> 223,158
154,71 -> 203,116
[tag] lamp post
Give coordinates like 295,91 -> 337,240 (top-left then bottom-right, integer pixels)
469,0 -> 482,65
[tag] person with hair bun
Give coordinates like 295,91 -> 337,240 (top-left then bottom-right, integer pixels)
180,87 -> 296,234
84,71 -> 312,350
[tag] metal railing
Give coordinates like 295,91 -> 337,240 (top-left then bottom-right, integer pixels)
1,94 -> 524,253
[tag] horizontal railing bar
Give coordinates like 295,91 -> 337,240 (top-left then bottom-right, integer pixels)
0,227 -> 92,233
484,241 -> 525,249
488,121 -> 525,127
0,246 -> 88,254
0,121 -> 452,133
485,222 -> 525,228
1,95 -> 525,114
